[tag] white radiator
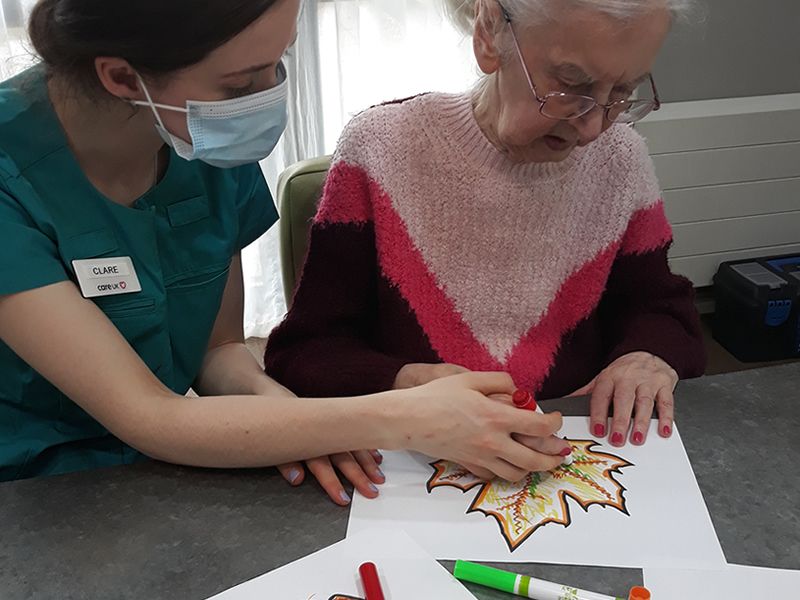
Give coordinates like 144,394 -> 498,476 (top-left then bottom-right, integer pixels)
637,93 -> 800,287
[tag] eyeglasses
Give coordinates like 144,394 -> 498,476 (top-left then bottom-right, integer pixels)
498,3 -> 661,124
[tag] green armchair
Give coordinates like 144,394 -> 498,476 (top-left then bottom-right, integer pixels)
276,155 -> 332,304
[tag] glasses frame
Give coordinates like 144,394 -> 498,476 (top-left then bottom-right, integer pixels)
498,2 -> 662,123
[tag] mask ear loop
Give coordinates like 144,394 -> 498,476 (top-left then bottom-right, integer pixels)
131,74 -> 188,130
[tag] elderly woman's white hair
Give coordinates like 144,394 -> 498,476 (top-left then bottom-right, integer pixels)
445,0 -> 695,35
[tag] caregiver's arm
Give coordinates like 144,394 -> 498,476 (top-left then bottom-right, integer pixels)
194,253 -> 384,504
0,281 -> 566,480
192,253 -> 292,398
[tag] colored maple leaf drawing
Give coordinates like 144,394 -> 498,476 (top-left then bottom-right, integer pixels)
426,439 -> 633,551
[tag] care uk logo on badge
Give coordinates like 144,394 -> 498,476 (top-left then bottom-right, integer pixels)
72,257 -> 142,299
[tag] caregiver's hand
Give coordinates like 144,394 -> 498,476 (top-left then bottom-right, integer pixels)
569,352 -> 678,447
400,372 -> 569,482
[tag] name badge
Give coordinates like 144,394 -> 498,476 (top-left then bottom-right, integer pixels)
72,257 -> 142,298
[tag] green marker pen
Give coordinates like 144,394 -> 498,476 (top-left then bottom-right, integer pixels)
454,560 -> 634,600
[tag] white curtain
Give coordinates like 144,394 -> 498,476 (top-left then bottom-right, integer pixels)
0,0 -> 36,79
247,0 -> 479,337
317,0 -> 478,152
245,0 -> 326,338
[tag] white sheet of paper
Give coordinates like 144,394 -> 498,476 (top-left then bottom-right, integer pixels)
206,528 -> 477,600
644,565 -> 800,599
348,418 -> 725,569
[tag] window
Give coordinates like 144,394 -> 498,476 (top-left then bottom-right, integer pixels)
0,0 -> 37,79
317,0 -> 479,152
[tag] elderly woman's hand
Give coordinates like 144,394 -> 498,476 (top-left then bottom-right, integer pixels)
278,450 -> 386,507
569,352 -> 678,447
393,362 -> 470,389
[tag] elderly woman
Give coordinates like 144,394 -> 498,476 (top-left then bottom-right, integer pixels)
266,0 -> 705,457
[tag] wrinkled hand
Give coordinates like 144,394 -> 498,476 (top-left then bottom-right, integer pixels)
570,352 -> 678,447
393,362 -> 470,389
278,450 -> 385,506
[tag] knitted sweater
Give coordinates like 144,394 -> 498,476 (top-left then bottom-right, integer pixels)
265,93 -> 706,398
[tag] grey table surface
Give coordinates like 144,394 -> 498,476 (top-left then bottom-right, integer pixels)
1,363 -> 798,599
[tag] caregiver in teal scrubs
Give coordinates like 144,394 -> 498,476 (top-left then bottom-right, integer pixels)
0,0 -> 568,504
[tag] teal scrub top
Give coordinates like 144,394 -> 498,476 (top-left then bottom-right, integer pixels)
0,68 -> 279,481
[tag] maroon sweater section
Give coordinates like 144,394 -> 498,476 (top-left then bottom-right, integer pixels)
265,93 -> 706,397
266,222 -> 705,398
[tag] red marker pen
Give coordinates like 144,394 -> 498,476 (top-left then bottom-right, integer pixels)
358,562 -> 386,600
512,389 -> 542,413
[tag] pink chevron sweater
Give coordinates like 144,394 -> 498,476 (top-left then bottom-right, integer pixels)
265,93 -> 706,398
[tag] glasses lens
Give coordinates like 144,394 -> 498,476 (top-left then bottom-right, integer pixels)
610,100 -> 656,123
541,94 -> 596,120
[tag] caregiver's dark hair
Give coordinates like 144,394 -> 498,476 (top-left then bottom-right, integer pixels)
28,0 -> 281,91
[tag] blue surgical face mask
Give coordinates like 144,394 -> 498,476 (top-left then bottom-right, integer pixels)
132,63 -> 289,169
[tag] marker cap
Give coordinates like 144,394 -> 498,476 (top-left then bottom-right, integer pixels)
512,389 -> 537,411
628,586 -> 652,600
512,389 -> 531,406
359,562 -> 386,600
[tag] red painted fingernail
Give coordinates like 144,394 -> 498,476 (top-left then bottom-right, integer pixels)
633,431 -> 644,445
593,424 -> 606,437
560,446 -> 572,457
662,425 -> 672,436
611,432 -> 624,445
